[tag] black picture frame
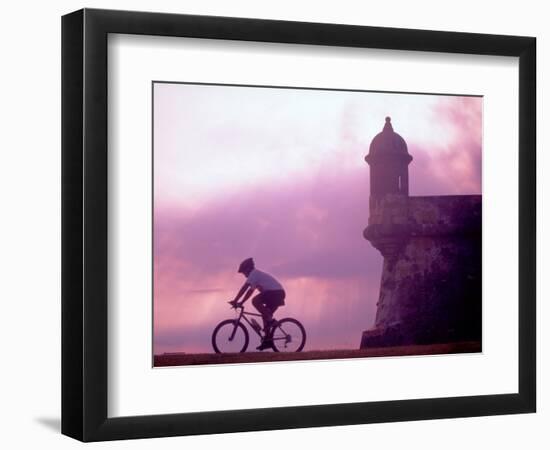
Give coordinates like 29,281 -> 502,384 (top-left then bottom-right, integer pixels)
61,8 -> 536,442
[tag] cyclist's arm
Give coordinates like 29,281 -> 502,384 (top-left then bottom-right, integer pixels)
240,286 -> 255,304
233,282 -> 252,302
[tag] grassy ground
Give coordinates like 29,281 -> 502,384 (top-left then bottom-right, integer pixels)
154,341 -> 481,367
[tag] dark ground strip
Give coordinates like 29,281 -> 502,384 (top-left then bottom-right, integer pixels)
154,341 -> 481,367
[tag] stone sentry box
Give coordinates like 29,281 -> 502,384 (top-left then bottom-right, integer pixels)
362,117 -> 482,348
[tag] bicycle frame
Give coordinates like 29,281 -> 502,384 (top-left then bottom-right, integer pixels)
230,307 -> 264,340
230,307 -> 292,345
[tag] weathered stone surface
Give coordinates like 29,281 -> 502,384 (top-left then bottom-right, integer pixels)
361,195 -> 482,348
361,118 -> 481,349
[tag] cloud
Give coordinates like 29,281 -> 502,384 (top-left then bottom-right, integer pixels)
409,96 -> 482,195
154,166 -> 382,354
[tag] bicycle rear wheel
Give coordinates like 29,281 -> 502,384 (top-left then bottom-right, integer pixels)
270,318 -> 306,352
212,320 -> 249,353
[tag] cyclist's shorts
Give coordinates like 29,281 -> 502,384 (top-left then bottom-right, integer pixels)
259,289 -> 286,312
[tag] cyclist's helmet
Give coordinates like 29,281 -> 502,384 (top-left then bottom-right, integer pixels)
238,258 -> 255,274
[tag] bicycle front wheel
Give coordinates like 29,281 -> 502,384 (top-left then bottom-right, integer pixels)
212,320 -> 249,353
270,318 -> 306,352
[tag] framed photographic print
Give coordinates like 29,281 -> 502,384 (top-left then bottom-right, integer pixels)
61,8 -> 536,442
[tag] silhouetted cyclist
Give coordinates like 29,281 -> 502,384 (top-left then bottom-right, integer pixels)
229,258 -> 286,351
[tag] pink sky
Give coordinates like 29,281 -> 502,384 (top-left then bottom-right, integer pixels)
153,83 -> 482,355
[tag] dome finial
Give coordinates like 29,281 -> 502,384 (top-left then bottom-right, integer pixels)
383,116 -> 393,132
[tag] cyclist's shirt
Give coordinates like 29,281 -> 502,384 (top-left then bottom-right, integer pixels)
246,269 -> 283,292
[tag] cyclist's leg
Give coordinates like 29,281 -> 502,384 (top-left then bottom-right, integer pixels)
252,293 -> 274,350
252,293 -> 272,330
262,290 -> 285,331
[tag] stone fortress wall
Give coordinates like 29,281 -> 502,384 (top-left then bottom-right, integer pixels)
361,118 -> 482,348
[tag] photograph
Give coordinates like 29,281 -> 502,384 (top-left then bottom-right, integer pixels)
152,82 -> 483,367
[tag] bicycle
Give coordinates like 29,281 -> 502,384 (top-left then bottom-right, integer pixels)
211,301 -> 306,353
